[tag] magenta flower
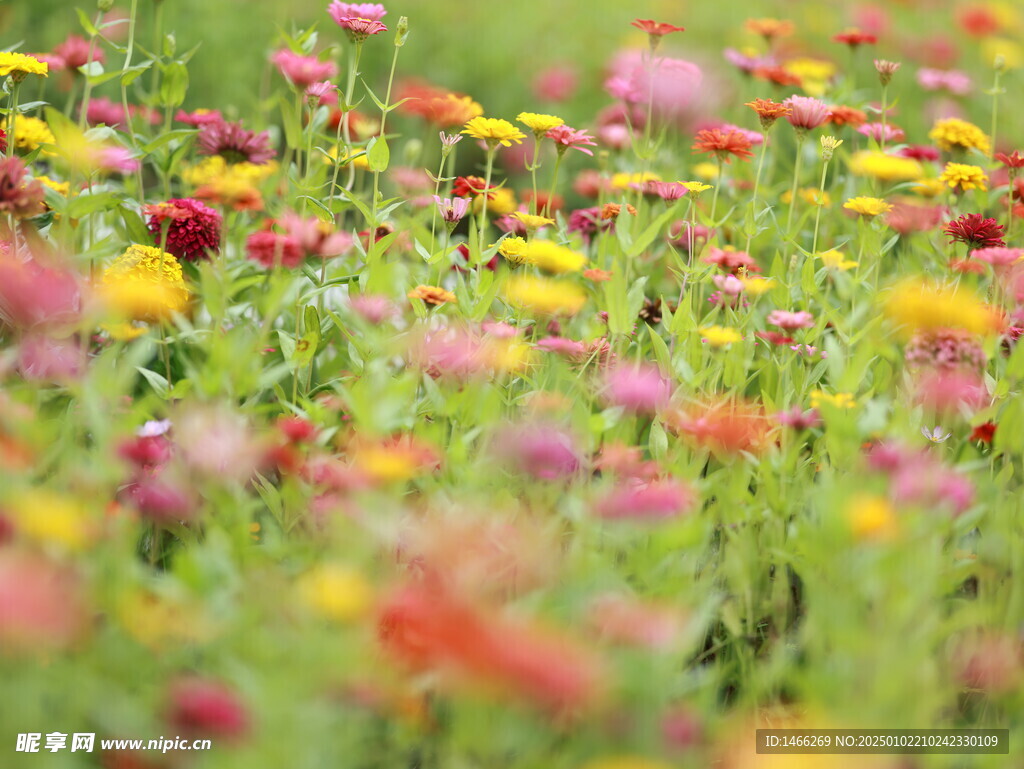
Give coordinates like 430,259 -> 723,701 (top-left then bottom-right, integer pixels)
305,81 -> 339,106
856,122 -> 905,143
0,252 -> 81,330
546,124 -> 598,156
595,479 -> 697,521
783,96 -> 830,131
713,274 -> 744,296
95,145 -> 141,174
270,49 -> 338,89
767,310 -> 815,330
278,212 -> 353,258
333,16 -> 388,41
197,120 -> 276,164
603,363 -> 672,415
916,68 -> 971,96
175,109 -> 224,126
245,230 -> 304,269
327,1 -> 387,23
775,406 -> 821,430
495,423 -> 581,480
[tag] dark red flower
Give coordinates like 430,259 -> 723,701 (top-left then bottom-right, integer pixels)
969,421 -> 996,444
631,19 -> 686,37
166,677 -> 248,740
144,198 -> 222,262
197,120 -> 275,165
452,175 -> 497,199
995,151 -> 1024,170
943,213 -> 1006,249
898,144 -> 941,162
691,128 -> 754,163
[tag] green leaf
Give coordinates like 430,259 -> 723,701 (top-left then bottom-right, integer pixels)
77,60 -> 104,78
75,7 -> 100,37
142,129 -> 195,154
67,191 -> 122,219
120,206 -> 151,244
366,134 -> 390,173
120,62 -> 153,87
158,61 -> 189,109
297,195 -> 334,223
136,367 -> 169,398
647,325 -> 672,375
627,200 -> 681,257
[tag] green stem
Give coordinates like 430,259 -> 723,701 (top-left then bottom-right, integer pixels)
745,134 -> 770,252
543,151 -> 564,219
6,79 -> 20,158
990,69 -> 1001,160
786,134 -> 806,232
710,157 -> 723,224
528,135 -> 541,215
880,83 -> 888,151
368,40 -> 401,262
478,147 -> 496,256
342,42 -> 365,192
811,159 -> 830,254
119,0 -> 145,200
77,10 -> 103,130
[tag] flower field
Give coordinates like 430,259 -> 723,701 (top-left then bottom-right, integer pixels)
2,1 -> 1024,767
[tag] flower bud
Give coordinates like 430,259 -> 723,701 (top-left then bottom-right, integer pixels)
97,0 -> 114,10
394,16 -> 409,47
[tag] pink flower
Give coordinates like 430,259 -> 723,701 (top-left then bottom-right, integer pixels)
167,677 -> 249,740
95,145 -> 141,174
533,65 -> 577,103
588,593 -> 688,649
546,124 -> 598,156
327,1 -> 387,23
270,49 -> 338,89
856,122 -> 905,143
53,34 -> 105,71
536,336 -> 586,357
126,473 -> 196,522
596,479 -> 696,521
495,423 -> 581,480
18,334 -> 85,382
916,68 -> 971,96
278,212 -> 353,258
783,95 -> 830,131
724,48 -> 775,75
0,551 -> 88,652
432,195 -> 470,224
767,310 -> 815,330
197,120 -> 276,165
245,230 -> 304,269
333,16 -> 388,41
306,80 -> 339,106
349,293 -> 397,324
0,252 -> 81,330
719,123 -> 763,146
175,109 -> 224,126
913,368 -> 988,415
602,363 -> 671,414
971,246 -> 1022,267
775,406 -> 821,430
713,274 -> 744,296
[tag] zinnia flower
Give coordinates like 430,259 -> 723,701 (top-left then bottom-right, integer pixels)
270,49 -> 338,89
744,98 -> 790,129
783,96 -> 830,132
843,196 -> 893,217
929,118 -> 990,155
245,230 -> 303,269
327,2 -> 387,23
545,124 -> 597,156
943,213 -> 1006,249
767,310 -> 814,330
596,479 -> 696,521
461,116 -> 526,148
408,285 -> 456,306
516,112 -> 564,136
99,245 -> 190,321
0,157 -> 45,218
0,52 -> 49,80
197,120 -> 276,165
938,162 -> 988,192
144,198 -> 223,262
691,128 -> 753,163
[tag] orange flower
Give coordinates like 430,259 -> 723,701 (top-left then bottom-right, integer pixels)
691,128 -> 754,163
744,98 -> 791,129
408,285 -> 456,306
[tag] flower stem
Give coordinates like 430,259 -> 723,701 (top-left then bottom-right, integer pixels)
990,68 -> 1002,160
811,158 -> 830,253
880,83 -> 888,151
786,134 -> 805,232
478,147 -> 496,257
543,151 -> 564,219
369,40 -> 401,250
710,157 -> 723,223
340,42 -> 364,193
529,136 -> 542,215
745,135 -> 770,252
6,79 -> 20,159
77,10 -> 103,130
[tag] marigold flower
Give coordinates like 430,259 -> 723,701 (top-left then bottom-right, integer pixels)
943,213 -> 1006,249
0,52 -> 48,80
408,285 -> 456,307
504,275 -> 586,315
844,196 -> 893,217
99,245 -> 190,322
144,198 -> 222,262
462,116 -> 526,148
516,112 -> 564,136
939,162 -> 988,192
691,128 -> 754,163
929,118 -> 990,155
744,98 -> 790,130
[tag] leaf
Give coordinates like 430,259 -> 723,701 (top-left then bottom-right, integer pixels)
136,367 -> 169,398
158,61 -> 189,109
77,60 -> 104,78
297,195 -> 334,223
120,206 -> 151,244
67,191 -> 121,219
366,134 -> 390,173
120,62 -> 153,87
75,7 -> 99,37
627,201 -> 682,257
142,129 -> 195,154
648,325 -> 672,375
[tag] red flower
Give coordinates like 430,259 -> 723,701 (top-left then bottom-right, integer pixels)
166,677 -> 248,740
245,230 -> 303,269
969,421 -> 996,444
995,151 -> 1024,171
631,19 -> 686,37
144,198 -> 222,262
833,28 -> 877,47
753,65 -> 802,88
691,128 -> 754,163
943,213 -> 1006,249
452,175 -> 497,199
756,330 -> 795,346
827,105 -> 867,128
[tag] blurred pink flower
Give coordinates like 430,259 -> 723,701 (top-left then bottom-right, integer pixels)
349,293 -> 398,324
602,363 -> 671,414
18,334 -> 85,382
167,677 -> 249,740
595,479 -> 696,521
0,550 -> 88,652
916,68 -> 971,95
494,423 -> 581,480
327,1 -> 387,23
0,253 -> 81,330
270,49 -> 338,89
533,65 -> 577,102
767,310 -> 815,330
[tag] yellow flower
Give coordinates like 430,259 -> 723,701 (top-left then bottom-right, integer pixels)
846,494 -> 897,541
516,112 -> 564,135
883,280 -> 1001,336
700,325 -> 742,347
911,178 -> 946,198
35,175 -> 70,197
487,339 -> 534,373
523,240 -> 587,274
497,235 -> 530,264
783,57 -> 836,97
461,116 -> 526,148
843,196 -> 893,217
7,489 -> 93,552
817,250 -> 858,271
610,171 -> 661,190
184,155 -> 276,186
408,285 -> 456,306
939,162 -> 988,192
819,135 -> 843,159
681,180 -> 712,195
504,275 -> 587,315
781,187 -> 831,207
1,116 -> 56,154
296,564 -> 373,622
117,590 -> 215,650
740,277 -> 775,296
99,245 -> 190,322
101,322 -> 150,341
0,52 -> 48,79
982,37 -> 1022,70
511,211 -> 555,232
810,390 -> 856,409
692,161 -> 720,179
326,145 -> 370,170
471,186 -> 517,216
848,151 -> 922,182
928,118 -> 990,155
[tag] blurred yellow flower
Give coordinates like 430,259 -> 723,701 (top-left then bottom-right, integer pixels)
504,275 -> 587,315
35,175 -> 70,197
784,57 -> 836,96
781,187 -> 831,207
818,250 -> 858,271
472,186 -> 517,216
691,162 -> 719,179
511,211 -> 555,232
701,325 -> 742,347
981,37 -> 1022,70
740,276 -> 775,295
8,489 -> 93,552
297,564 -> 373,622
928,118 -> 990,155
99,245 -> 190,322
610,171 -> 661,190
810,390 -> 856,409
883,280 -> 1001,336
846,494 -> 898,541
523,240 -> 587,274
843,196 -> 892,217
939,162 -> 988,192
2,116 -> 56,154
849,151 -> 922,182
117,591 -> 216,650
911,178 -> 945,198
